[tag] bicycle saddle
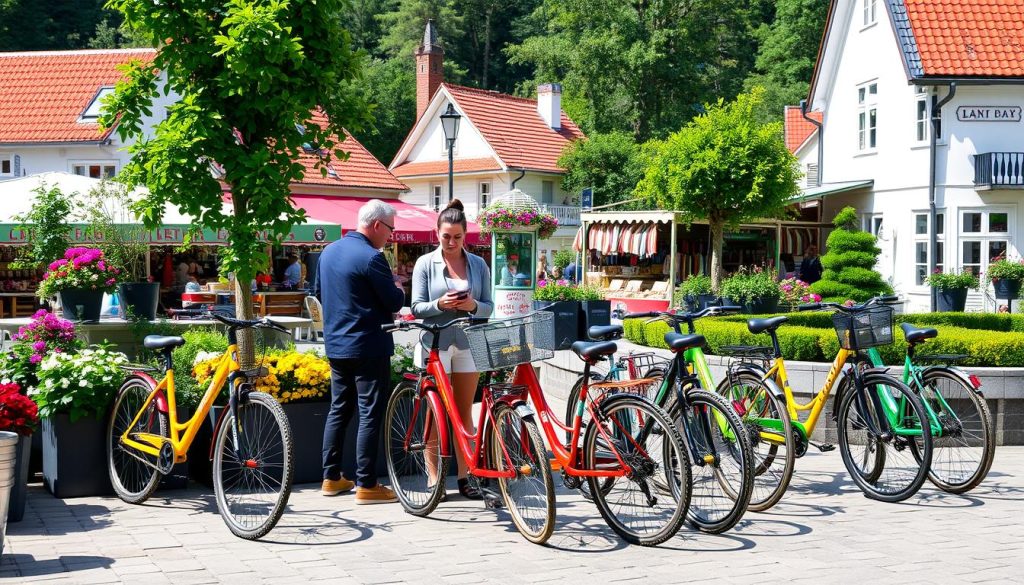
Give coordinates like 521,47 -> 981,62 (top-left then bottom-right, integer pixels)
571,340 -> 618,362
747,315 -> 788,334
143,335 -> 186,350
588,324 -> 623,341
900,323 -> 938,344
664,332 -> 705,352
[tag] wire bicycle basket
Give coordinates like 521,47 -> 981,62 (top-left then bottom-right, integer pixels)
832,305 -> 894,350
465,312 -> 556,370
618,352 -> 671,377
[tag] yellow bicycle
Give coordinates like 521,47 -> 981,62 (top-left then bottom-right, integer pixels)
106,310 -> 294,540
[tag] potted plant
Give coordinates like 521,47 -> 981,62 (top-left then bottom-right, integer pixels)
533,279 -> 581,349
677,274 -> 715,311
720,267 -> 782,314
576,285 -> 610,339
477,202 -> 559,239
926,269 -> 980,312
0,382 -> 39,522
81,182 -> 159,320
984,256 -> 1024,300
32,345 -> 128,498
37,247 -> 123,322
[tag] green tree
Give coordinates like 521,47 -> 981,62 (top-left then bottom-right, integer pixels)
12,185 -> 75,270
743,0 -> 829,122
102,0 -> 371,362
811,207 -> 893,302
557,131 -> 643,209
86,18 -> 152,49
635,88 -> 800,291
349,57 -> 417,163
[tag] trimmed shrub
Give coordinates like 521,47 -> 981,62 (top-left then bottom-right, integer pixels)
811,206 -> 892,302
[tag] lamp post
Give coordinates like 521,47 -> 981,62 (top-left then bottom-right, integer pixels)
440,103 -> 461,209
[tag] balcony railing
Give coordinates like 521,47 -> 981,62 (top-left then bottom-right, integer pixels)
544,204 -> 581,226
975,152 -> 1024,189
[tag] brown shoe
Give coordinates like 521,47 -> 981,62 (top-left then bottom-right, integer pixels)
321,477 -> 355,496
355,484 -> 398,505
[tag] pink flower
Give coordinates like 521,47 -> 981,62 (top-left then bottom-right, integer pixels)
29,354 -> 42,364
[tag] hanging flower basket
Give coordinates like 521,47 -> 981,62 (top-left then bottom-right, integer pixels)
477,202 -> 559,239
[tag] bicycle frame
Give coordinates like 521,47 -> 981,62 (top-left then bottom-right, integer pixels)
865,347 -> 959,437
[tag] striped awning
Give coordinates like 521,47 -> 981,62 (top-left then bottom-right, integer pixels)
573,221 -> 659,256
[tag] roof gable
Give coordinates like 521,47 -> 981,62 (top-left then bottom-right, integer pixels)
0,49 -> 156,144
784,107 -> 822,153
298,111 -> 408,192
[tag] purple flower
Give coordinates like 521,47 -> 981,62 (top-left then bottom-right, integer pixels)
32,341 -> 45,352
29,354 -> 42,364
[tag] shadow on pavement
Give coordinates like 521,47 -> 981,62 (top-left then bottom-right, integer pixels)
0,554 -> 114,576
757,500 -> 845,517
7,491 -> 114,536
259,509 -> 397,546
662,531 -> 757,552
731,517 -> 812,538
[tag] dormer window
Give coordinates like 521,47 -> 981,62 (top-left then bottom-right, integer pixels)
80,87 -> 114,121
862,0 -> 877,26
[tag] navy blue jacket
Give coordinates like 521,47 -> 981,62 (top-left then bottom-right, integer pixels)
317,232 -> 405,359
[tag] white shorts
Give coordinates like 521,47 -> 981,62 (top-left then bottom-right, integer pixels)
415,344 -> 477,374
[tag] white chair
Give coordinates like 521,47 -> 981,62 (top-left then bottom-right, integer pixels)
303,295 -> 325,341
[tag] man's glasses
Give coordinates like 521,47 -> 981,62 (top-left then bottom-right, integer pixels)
379,220 -> 395,232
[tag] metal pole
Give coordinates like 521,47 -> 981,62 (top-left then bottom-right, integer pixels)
929,83 -> 957,312
447,139 -> 455,204
669,216 -> 678,307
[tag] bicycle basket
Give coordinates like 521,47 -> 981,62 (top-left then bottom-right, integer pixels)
618,352 -> 671,376
832,305 -> 894,350
465,312 -> 556,370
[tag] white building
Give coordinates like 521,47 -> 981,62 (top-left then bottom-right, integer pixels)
389,21 -> 586,254
794,0 -> 1024,312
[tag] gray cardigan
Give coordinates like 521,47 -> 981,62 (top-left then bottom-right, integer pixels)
411,248 -> 493,351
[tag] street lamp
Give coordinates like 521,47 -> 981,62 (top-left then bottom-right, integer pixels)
440,103 -> 461,209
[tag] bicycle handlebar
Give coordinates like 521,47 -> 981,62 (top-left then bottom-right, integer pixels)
167,308 -> 289,333
382,316 -> 489,334
797,294 -> 900,313
624,305 -> 741,322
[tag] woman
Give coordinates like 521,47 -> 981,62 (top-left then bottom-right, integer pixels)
411,199 -> 494,499
536,253 -> 549,282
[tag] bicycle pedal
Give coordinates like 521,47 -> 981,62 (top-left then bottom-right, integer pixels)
814,442 -> 836,452
483,496 -> 504,509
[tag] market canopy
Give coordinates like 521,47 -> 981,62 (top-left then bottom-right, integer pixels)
0,172 -> 340,245
290,194 -> 485,245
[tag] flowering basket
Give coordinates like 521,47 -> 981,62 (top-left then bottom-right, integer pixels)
32,345 -> 128,421
193,350 -> 331,404
37,247 -> 123,299
983,256 -> 1024,284
0,382 -> 39,436
477,203 -> 558,239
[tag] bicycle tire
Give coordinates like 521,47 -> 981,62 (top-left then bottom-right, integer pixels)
917,369 -> 995,493
837,374 -> 932,503
564,372 -> 614,500
839,374 -> 885,484
385,380 -> 449,517
584,395 -> 691,546
213,391 -> 294,540
715,371 -> 795,512
491,403 -> 556,545
107,377 -> 168,504
667,389 -> 754,533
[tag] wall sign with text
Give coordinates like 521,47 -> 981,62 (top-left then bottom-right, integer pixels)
956,106 -> 1022,122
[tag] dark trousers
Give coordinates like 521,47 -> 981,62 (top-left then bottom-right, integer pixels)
322,356 -> 391,487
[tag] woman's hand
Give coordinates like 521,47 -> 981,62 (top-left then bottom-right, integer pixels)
454,295 -> 477,312
438,291 -> 464,311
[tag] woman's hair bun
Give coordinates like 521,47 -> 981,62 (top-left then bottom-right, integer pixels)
445,198 -> 465,212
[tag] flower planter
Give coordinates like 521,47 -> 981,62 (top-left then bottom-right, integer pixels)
282,401 -> 329,484
0,431 -> 17,556
744,296 -> 780,315
7,435 -> 30,522
992,278 -> 1021,300
42,414 -> 113,498
57,289 -> 105,322
685,294 -> 717,312
935,288 -> 969,312
579,300 -> 611,340
533,300 -> 580,349
119,282 -> 160,321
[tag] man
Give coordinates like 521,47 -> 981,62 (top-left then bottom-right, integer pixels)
318,200 -> 405,504
283,253 -> 302,286
799,244 -> 824,284
563,259 -> 579,284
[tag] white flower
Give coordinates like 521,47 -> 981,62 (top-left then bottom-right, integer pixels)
91,274 -> 98,281
60,378 -> 70,388
79,379 -> 88,387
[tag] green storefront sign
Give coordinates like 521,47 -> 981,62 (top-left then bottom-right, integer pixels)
0,223 -> 340,245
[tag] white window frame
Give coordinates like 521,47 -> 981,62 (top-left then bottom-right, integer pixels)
914,93 -> 929,143
959,207 -> 1014,278
541,180 -> 554,205
430,184 -> 442,212
857,81 -> 878,152
913,210 -> 945,287
70,161 -> 118,179
478,181 -> 491,210
863,213 -> 884,238
862,0 -> 877,27
80,87 -> 115,121
0,156 -> 11,177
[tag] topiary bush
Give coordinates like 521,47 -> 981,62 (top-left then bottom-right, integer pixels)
811,206 -> 892,302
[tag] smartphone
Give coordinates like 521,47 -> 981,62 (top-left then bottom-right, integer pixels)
451,289 -> 470,300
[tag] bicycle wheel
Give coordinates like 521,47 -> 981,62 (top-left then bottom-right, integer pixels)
213,391 -> 293,540
107,377 -> 168,504
917,369 -> 995,493
584,395 -> 691,546
716,371 -> 795,512
491,403 -> 555,544
667,389 -> 754,534
837,374 -> 932,502
564,373 -> 615,500
838,375 -> 885,484
385,380 -> 449,516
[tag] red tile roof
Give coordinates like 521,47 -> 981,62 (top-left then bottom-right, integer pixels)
391,156 -> 503,177
0,49 -> 156,143
784,107 -> 822,153
902,0 -> 1024,77
298,111 -> 407,192
443,84 -> 585,172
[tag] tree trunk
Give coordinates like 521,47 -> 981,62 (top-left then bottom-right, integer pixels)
710,217 -> 725,293
234,275 -> 257,370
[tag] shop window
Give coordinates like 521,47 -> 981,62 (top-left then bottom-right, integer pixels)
959,208 -> 1013,277
494,233 -> 534,289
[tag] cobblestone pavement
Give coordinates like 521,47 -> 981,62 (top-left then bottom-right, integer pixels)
3,445 -> 1023,585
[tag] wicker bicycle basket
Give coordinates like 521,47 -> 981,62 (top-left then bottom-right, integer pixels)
465,312 -> 556,370
832,305 -> 894,350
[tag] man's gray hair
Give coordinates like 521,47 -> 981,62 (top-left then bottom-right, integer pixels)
358,199 -> 396,228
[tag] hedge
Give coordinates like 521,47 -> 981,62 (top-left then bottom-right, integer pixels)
623,317 -> 1024,367
714,311 -> 1024,333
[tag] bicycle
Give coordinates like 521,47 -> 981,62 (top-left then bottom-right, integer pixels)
864,323 -> 995,493
107,310 -> 294,540
384,312 -> 691,546
717,296 -> 935,504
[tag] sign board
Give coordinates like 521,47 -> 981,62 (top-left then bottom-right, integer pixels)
581,187 -> 593,212
956,106 -> 1022,122
0,223 -> 341,245
493,288 -> 533,319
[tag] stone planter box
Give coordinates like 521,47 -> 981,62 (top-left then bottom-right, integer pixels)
120,282 -> 160,321
579,300 -> 611,339
282,401 -> 329,484
57,289 -> 105,322
7,435 -> 30,522
992,278 -> 1021,300
935,288 -> 969,312
42,415 -> 113,498
533,300 -> 580,350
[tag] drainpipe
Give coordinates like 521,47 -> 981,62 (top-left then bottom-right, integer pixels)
929,83 -> 957,312
510,168 -> 526,190
800,99 -> 823,187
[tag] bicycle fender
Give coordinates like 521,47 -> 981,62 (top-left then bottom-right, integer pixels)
922,365 -> 984,396
729,364 -> 785,401
125,372 -> 168,414
859,366 -> 892,377
513,402 -> 536,422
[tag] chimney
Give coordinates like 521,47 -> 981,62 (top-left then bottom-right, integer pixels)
536,83 -> 562,130
415,19 -> 444,120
